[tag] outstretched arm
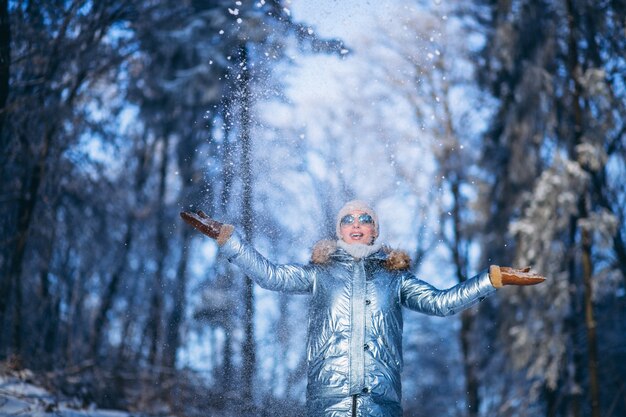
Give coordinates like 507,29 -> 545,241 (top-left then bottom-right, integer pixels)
181,211 -> 314,294
401,266 -> 546,316
401,270 -> 495,316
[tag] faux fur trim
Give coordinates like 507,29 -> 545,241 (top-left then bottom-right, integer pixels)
310,240 -> 411,271
311,240 -> 338,264
489,264 -> 502,288
383,247 -> 411,271
337,239 -> 382,260
217,224 -> 234,246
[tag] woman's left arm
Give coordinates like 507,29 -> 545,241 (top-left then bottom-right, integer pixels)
400,266 -> 545,316
400,270 -> 495,317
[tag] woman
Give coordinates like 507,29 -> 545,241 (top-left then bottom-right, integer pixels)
181,200 -> 545,417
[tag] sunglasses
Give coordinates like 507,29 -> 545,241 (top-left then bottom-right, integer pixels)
340,213 -> 374,226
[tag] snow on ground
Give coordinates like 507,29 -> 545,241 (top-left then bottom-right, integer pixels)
0,372 -> 133,417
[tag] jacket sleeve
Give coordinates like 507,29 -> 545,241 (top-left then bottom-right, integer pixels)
220,232 -> 314,294
400,269 -> 496,316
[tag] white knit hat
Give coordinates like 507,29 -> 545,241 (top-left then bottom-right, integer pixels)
335,200 -> 379,240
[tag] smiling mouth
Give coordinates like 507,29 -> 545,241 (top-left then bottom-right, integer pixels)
350,233 -> 364,239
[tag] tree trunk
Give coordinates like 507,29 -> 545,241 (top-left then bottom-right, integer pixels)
220,98 -> 234,216
163,226 -> 191,371
0,0 -> 10,135
35,220 -> 59,369
223,317 -> 234,393
217,110 -> 236,393
148,134 -> 170,368
4,127 -> 52,357
449,180 -> 479,417
581,225 -> 600,417
565,1 -> 601,416
63,257 -> 87,367
460,311 -> 479,416
238,42 -> 256,415
434,68 -> 479,414
90,217 -> 134,358
567,217 -> 584,417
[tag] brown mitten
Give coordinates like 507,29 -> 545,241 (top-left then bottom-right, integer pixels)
489,265 -> 546,288
180,210 -> 234,245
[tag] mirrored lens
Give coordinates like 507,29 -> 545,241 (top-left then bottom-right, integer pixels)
340,214 -> 355,225
358,214 -> 374,224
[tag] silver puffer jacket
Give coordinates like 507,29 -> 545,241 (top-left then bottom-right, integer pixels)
221,233 -> 496,417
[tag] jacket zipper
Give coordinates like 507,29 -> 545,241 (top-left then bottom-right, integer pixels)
352,394 -> 357,417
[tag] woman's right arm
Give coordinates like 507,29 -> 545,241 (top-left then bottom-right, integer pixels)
221,232 -> 314,294
181,211 -> 314,294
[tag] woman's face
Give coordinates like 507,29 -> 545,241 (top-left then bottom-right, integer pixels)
339,210 -> 377,245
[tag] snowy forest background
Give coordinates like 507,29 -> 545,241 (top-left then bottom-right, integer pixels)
1,0 -> 625,416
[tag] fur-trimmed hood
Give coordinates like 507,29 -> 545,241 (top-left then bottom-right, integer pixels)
311,239 -> 411,271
